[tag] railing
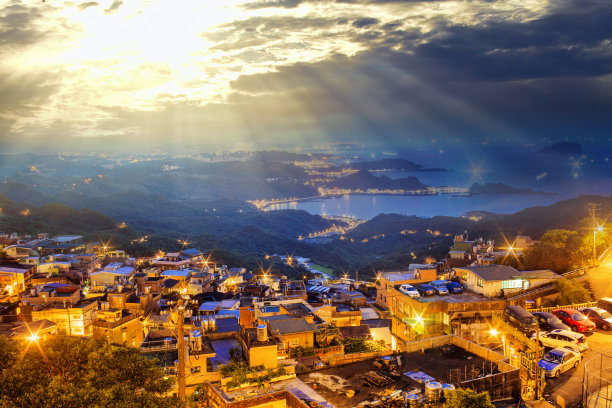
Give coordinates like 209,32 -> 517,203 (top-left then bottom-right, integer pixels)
92,313 -> 139,329
139,337 -> 182,352
491,314 -> 539,352
508,267 -> 587,301
529,301 -> 597,314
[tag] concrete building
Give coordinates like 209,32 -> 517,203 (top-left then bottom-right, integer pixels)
28,299 -> 98,336
268,318 -> 318,351
453,265 -> 559,297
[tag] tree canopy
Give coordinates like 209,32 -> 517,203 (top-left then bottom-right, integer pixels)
0,335 -> 180,408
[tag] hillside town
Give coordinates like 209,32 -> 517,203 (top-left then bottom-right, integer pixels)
2,229 -> 610,408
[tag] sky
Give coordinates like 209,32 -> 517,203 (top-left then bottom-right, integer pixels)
1,0 -> 611,152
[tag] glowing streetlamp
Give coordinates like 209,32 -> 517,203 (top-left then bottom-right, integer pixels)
594,225 -> 604,263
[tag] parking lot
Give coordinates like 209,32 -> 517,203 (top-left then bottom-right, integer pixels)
547,331 -> 612,407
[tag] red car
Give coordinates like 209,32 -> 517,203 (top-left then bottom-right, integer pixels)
552,308 -> 596,333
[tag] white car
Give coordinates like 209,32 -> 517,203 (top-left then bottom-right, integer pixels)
538,347 -> 582,377
532,329 -> 588,352
399,284 -> 420,299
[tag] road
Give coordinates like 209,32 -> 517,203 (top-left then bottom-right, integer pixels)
587,249 -> 612,300
547,331 -> 612,407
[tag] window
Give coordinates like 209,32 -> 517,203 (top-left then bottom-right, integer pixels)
290,339 -> 299,347
502,280 -> 524,290
477,278 -> 483,287
461,272 -> 467,281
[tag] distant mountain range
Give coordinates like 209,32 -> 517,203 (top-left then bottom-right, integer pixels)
537,142 -> 584,155
349,158 -> 447,172
468,183 -> 553,196
325,170 -> 428,191
2,183 -> 610,277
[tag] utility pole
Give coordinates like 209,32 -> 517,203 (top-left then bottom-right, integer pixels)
535,325 -> 540,400
588,202 -> 601,263
177,298 -> 186,402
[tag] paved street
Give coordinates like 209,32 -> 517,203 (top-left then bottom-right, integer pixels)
547,331 -> 612,407
587,250 -> 612,300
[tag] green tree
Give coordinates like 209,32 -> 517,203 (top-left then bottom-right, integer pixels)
522,229 -> 586,272
443,388 -> 495,408
554,278 -> 593,305
0,335 -> 180,408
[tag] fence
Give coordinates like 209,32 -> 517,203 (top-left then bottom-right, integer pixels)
139,337 -> 180,352
529,301 -> 597,314
204,382 -> 309,408
583,353 -> 612,408
319,349 -> 388,366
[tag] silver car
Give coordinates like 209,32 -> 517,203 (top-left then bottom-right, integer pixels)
399,284 -> 420,299
538,347 -> 581,377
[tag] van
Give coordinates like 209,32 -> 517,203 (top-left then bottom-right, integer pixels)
503,305 -> 539,335
597,298 -> 612,314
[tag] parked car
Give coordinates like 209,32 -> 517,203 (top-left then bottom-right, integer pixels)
552,308 -> 596,333
532,329 -> 589,352
399,284 -> 421,299
596,297 -> 612,314
538,347 -> 582,377
532,312 -> 570,331
579,307 -> 612,330
445,281 -> 464,294
503,305 -> 539,335
416,284 -> 436,297
430,280 -> 449,295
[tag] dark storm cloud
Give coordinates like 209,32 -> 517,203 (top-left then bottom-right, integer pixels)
228,0 -> 612,143
0,72 -> 60,115
243,0 -> 449,8
0,3 -> 45,47
242,0 -> 304,9
352,17 -> 379,28
406,1 -> 612,81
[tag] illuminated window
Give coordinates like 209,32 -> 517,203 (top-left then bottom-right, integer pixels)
477,278 -> 483,287
290,339 -> 299,347
461,272 -> 467,280
502,280 -> 527,289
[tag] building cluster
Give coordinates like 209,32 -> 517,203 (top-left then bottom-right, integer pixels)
1,229 -> 554,405
0,231 -> 395,386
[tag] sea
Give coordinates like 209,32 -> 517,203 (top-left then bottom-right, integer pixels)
268,147 -> 612,220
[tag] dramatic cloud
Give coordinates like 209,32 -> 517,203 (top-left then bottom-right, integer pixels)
0,0 -> 610,150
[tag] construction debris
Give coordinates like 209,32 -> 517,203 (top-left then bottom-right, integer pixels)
361,371 -> 396,387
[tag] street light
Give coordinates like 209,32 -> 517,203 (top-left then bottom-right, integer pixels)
594,225 -> 604,263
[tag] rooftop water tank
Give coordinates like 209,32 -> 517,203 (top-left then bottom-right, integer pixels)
257,324 -> 268,342
425,381 -> 442,401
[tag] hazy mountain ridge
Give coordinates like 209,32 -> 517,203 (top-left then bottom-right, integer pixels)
350,158 -> 447,172
325,170 -> 427,191
468,183 -> 553,196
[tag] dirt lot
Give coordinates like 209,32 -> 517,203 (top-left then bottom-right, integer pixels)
298,345 -> 491,408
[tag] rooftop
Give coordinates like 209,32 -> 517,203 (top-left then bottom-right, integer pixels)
269,318 -> 318,335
